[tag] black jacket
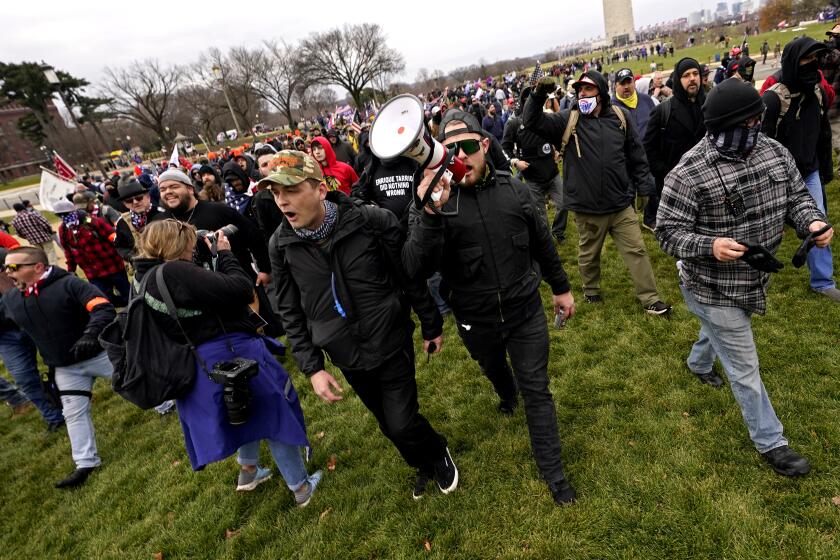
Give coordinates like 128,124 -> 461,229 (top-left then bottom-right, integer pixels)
762,37 -> 831,179
403,164 -> 571,324
501,113 -> 558,184
2,267 -> 115,367
329,138 -> 357,168
251,188 -> 286,239
132,251 -> 256,346
643,63 -> 707,188
269,192 -> 442,375
523,70 -> 653,214
114,207 -> 162,262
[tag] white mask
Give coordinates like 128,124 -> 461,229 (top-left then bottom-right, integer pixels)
578,96 -> 598,115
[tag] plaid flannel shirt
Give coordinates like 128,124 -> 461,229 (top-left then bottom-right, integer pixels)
11,210 -> 53,244
59,215 -> 124,279
656,134 -> 824,315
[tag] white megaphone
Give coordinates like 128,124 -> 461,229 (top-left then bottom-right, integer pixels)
369,94 -> 465,214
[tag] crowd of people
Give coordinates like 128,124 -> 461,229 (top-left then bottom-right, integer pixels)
1,29 -> 838,511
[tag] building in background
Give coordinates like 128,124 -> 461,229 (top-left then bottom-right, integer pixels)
0,100 -> 57,182
603,0 -> 636,47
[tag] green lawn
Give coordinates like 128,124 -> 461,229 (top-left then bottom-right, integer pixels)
0,174 -> 40,192
2,188 -> 839,558
545,21 -> 838,78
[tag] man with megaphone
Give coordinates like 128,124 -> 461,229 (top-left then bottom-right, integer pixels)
403,110 -> 578,506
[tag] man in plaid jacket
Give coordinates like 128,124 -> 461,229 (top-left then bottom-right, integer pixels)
53,199 -> 129,307
656,79 -> 832,477
11,203 -> 57,263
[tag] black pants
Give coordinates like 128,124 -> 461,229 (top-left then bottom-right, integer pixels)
343,343 -> 447,472
455,295 -> 567,484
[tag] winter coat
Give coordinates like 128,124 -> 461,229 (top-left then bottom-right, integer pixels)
311,137 -> 359,195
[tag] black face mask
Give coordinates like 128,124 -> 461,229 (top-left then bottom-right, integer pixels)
798,60 -> 820,87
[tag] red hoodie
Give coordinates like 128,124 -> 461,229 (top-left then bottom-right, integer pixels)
311,136 -> 358,195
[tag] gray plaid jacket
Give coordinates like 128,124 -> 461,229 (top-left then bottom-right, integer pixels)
655,134 -> 824,314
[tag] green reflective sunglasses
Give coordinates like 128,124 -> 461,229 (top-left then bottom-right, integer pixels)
445,139 -> 482,155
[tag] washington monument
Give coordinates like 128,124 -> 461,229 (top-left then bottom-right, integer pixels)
603,0 -> 636,46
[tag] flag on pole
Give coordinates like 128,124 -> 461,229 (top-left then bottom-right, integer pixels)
529,61 -> 545,86
169,144 -> 180,168
38,167 -> 77,212
350,110 -> 363,134
52,151 -> 77,180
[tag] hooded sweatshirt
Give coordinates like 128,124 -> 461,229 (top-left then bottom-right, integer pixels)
643,57 -> 707,186
522,70 -> 652,214
311,136 -> 359,195
222,160 -> 253,215
762,37 -> 830,177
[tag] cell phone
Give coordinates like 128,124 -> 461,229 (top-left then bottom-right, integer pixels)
553,311 -> 566,329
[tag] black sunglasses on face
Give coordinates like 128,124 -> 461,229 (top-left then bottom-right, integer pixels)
125,195 -> 146,203
445,138 -> 482,155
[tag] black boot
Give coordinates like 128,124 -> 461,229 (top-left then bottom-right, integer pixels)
55,467 -> 96,489
548,478 -> 577,505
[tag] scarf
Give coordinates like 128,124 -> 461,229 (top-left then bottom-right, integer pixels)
62,210 -> 81,229
130,210 -> 148,232
224,184 -> 251,214
618,90 -> 638,109
293,200 -> 338,242
710,122 -> 761,160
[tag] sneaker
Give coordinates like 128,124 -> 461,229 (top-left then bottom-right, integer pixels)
154,400 -> 176,415
412,469 -> 434,500
694,369 -> 724,389
584,294 -> 603,304
498,398 -> 518,416
294,470 -> 323,507
236,465 -> 272,491
814,287 -> 840,303
761,446 -> 811,477
55,466 -> 96,489
433,447 -> 459,494
548,478 -> 577,505
644,301 -> 672,315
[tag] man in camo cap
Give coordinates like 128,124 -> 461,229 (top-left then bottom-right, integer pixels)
266,150 -> 458,500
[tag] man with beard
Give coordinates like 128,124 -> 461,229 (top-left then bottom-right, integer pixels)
403,111 -> 578,505
762,37 -> 839,302
198,164 -> 225,203
482,102 -> 504,142
643,58 -> 707,232
151,168 -> 271,289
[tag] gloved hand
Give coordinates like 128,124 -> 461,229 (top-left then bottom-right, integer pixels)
70,333 -> 102,362
534,77 -> 557,98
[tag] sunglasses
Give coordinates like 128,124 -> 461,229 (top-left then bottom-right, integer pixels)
445,139 -> 482,155
124,195 -> 146,204
2,263 -> 38,272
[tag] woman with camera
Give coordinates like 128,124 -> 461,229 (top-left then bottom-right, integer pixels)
133,219 -> 321,507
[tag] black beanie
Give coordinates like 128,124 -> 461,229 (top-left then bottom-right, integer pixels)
702,78 -> 765,134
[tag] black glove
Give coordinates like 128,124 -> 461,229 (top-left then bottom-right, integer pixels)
792,223 -> 832,268
70,333 -> 102,362
739,242 -> 784,273
534,77 -> 557,98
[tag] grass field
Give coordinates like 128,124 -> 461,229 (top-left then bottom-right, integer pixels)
1,189 -> 840,558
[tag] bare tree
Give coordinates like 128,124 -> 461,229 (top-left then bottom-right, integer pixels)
197,47 -> 261,135
299,86 -> 338,119
172,85 -> 229,143
299,23 -> 405,108
250,40 -> 309,128
100,60 -> 182,144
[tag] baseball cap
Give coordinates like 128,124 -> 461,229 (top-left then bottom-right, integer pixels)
615,68 -> 634,83
438,110 -> 483,144
256,150 -> 324,190
571,74 -> 599,91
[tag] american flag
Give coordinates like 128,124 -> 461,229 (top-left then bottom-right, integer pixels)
529,61 -> 545,86
350,109 -> 363,134
52,151 -> 77,180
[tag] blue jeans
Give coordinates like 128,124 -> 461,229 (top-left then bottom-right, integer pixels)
238,440 -> 308,490
803,171 -> 835,291
54,352 -> 113,468
0,376 -> 28,407
427,272 -> 451,316
681,285 -> 787,453
0,330 -> 63,425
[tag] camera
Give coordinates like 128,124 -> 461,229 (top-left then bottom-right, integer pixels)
196,224 -> 238,241
208,358 -> 259,425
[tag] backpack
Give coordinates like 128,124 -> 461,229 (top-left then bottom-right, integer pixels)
766,82 -> 824,129
99,264 -> 199,409
559,105 -> 627,159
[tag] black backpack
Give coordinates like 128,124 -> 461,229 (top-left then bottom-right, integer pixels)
99,264 -> 199,409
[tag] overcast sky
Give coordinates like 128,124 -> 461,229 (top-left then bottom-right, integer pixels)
4,0 -> 704,88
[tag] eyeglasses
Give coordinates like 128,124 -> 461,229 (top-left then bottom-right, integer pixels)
2,263 -> 38,272
445,139 -> 482,155
125,195 -> 146,204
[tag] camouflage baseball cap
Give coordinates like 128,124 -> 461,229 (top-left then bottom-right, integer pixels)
256,150 -> 323,189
